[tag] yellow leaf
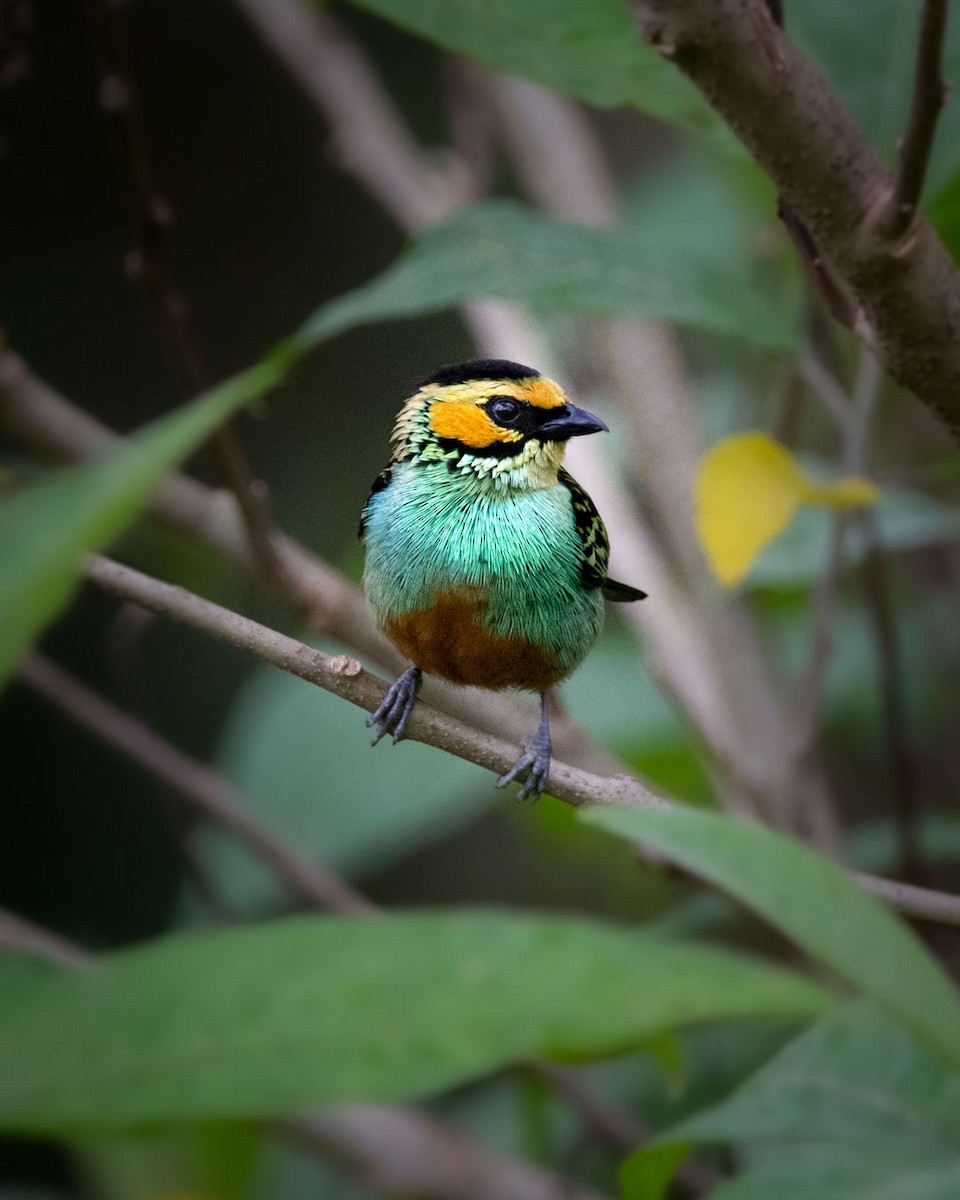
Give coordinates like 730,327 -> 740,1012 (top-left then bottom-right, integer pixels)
695,432 -> 879,586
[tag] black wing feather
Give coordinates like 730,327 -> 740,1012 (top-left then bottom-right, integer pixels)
557,468 -> 646,600
358,464 -> 393,540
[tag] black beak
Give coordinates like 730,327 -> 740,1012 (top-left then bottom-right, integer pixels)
536,403 -> 608,442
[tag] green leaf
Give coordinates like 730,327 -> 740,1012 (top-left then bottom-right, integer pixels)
0,356 -> 288,690
619,1142 -> 692,1200
343,0 -> 720,134
205,661 -> 490,905
0,911 -> 829,1132
301,201 -> 799,350
80,1121 -> 259,1200
658,1003 -> 960,1200
582,806 -> 960,1070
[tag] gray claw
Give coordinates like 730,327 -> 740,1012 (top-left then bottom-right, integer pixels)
367,667 -> 422,746
497,739 -> 551,804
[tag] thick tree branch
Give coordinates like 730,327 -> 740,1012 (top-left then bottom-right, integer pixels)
18,654 -> 373,915
630,0 -> 960,440
81,554 -> 960,930
882,0 -> 952,240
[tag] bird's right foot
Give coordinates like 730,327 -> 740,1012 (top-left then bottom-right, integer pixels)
367,666 -> 422,745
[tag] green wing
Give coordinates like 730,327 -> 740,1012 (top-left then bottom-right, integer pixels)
557,468 -> 647,601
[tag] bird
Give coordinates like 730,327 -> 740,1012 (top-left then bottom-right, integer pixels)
359,358 -> 647,803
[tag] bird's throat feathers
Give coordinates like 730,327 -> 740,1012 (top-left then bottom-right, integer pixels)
390,375 -> 569,493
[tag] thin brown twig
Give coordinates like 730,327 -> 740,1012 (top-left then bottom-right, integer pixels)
85,0 -> 301,609
18,653 -> 373,915
797,355 -> 857,435
881,0 -> 952,241
0,909 -> 90,969
791,353 -> 882,759
278,1108 -> 610,1200
777,199 -> 857,331
530,1063 -> 716,1196
81,553 -> 960,930
856,516 -> 923,880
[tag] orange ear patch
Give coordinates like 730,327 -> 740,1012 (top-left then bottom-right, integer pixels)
429,400 -> 522,448
524,377 -> 567,409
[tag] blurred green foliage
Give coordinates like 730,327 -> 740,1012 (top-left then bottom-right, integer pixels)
3,0 -> 960,1198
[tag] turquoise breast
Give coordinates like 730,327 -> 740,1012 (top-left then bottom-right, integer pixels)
363,461 -> 604,682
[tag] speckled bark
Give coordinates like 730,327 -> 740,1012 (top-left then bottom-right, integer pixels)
631,0 -> 960,441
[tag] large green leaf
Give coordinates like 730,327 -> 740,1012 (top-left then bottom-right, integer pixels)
582,806 -> 960,1070
343,0 -> 720,134
0,355 -> 289,689
656,1003 -> 960,1200
0,911 -> 828,1132
301,201 -> 800,350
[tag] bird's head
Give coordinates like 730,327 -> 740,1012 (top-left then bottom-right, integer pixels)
390,359 -> 607,491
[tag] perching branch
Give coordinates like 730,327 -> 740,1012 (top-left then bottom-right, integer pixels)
882,0 -> 952,240
0,347 -> 623,779
81,554 -> 960,930
629,0 -> 960,440
19,654 -> 373,915
84,555 -> 662,814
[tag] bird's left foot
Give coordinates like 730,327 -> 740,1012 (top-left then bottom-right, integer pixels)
497,729 -> 551,804
367,666 -> 422,745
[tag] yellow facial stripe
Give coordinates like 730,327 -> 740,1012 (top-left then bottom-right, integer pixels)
429,399 -> 523,448
521,377 -> 567,409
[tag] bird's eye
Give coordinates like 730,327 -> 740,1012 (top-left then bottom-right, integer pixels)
487,396 -> 522,425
